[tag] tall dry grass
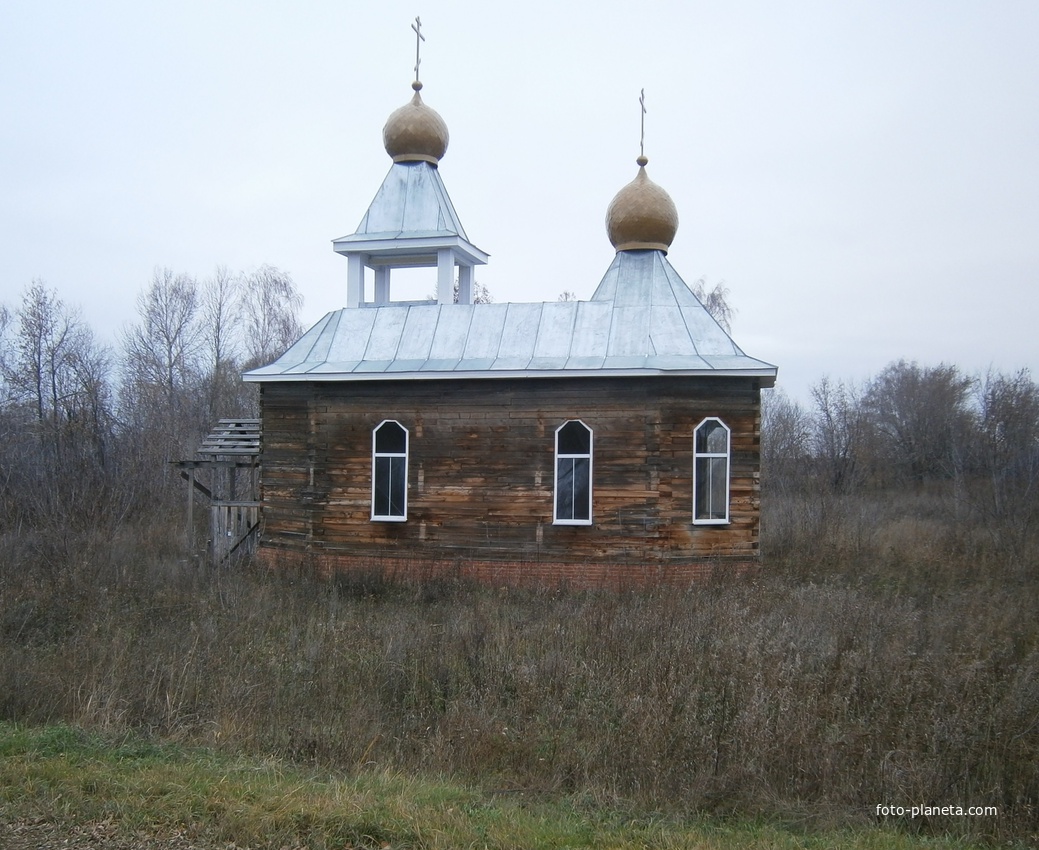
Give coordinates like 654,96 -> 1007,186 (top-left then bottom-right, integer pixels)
1,491 -> 1037,842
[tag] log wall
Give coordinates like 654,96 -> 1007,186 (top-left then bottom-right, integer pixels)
258,375 -> 763,568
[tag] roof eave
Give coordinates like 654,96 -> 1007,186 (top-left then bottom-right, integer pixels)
331,233 -> 490,266
244,366 -> 778,387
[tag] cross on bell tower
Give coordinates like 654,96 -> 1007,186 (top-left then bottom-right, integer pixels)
332,17 -> 489,309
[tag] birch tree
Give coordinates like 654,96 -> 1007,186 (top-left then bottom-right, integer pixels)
239,265 -> 303,369
121,268 -> 205,460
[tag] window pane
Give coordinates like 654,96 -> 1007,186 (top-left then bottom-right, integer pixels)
708,457 -> 727,518
556,458 -> 575,519
375,421 -> 406,453
556,457 -> 590,521
374,456 -> 392,516
374,456 -> 406,517
695,456 -> 728,520
696,420 -> 727,454
388,456 -> 406,516
558,420 -> 591,455
572,457 -> 590,520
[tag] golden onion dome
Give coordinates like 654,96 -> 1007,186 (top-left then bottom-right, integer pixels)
382,81 -> 449,165
605,156 -> 679,252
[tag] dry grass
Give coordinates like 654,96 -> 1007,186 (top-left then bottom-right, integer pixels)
0,723 -> 1003,849
1,489 -> 1037,844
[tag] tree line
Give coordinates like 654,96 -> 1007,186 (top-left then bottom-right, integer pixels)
763,360 -> 1039,559
0,266 -> 302,533
2,267 -> 1037,562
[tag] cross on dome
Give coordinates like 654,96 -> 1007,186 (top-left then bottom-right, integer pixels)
639,88 -> 647,163
412,16 -> 424,84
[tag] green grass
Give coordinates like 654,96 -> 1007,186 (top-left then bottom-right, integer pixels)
0,723 -> 1003,850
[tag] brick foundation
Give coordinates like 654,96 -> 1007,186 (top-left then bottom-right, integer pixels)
254,544 -> 757,591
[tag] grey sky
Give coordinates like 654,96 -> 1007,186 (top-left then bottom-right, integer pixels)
3,1 -> 1037,402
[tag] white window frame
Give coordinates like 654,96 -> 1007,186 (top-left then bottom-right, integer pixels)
693,417 -> 731,525
371,419 -> 408,522
554,419 -> 593,526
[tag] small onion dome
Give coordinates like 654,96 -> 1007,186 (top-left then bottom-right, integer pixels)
605,156 -> 679,252
382,81 -> 449,165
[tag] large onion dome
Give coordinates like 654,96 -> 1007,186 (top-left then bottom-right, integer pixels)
605,155 -> 679,252
382,81 -> 449,165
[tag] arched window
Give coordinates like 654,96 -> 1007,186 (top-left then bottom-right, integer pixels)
554,420 -> 592,525
693,417 -> 730,524
372,420 -> 408,521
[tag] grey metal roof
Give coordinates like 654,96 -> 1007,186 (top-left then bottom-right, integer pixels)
332,161 -> 488,266
244,250 -> 777,386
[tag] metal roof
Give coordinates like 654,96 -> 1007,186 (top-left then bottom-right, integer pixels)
244,250 -> 777,386
332,161 -> 488,266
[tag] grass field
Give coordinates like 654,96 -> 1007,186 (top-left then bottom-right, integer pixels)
0,723 -> 1006,849
1,487 -> 1037,846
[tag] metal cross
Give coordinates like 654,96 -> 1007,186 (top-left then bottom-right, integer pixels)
412,16 -> 425,82
639,88 -> 647,159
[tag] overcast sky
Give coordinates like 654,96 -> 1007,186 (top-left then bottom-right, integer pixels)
3,0 -> 1037,402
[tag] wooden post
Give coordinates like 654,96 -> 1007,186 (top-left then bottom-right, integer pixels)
208,481 -> 217,565
187,467 -> 195,552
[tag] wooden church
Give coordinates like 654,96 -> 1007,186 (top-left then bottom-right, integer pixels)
244,49 -> 777,587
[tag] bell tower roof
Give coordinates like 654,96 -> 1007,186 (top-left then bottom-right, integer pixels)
332,17 -> 488,309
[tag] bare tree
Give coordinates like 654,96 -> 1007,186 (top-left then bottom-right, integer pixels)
429,279 -> 494,305
970,369 -> 1039,555
200,266 -> 244,420
811,376 -> 865,493
862,360 -> 974,484
239,265 -> 303,369
0,283 -> 117,529
2,282 -> 107,433
6,282 -> 66,422
0,304 -> 10,401
761,387 -> 812,492
122,269 -> 203,406
468,280 -> 493,304
691,277 -> 735,333
201,267 -> 239,371
121,268 -> 205,462
66,330 -> 114,464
